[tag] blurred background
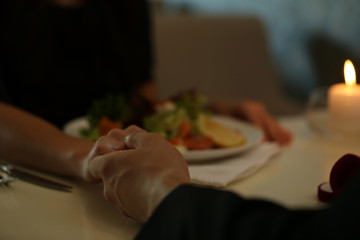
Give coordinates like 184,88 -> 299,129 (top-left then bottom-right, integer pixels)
150,0 -> 360,116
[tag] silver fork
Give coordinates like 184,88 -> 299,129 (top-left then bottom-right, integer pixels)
0,166 -> 16,185
0,169 -> 18,209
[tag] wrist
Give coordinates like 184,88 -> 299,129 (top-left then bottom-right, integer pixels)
144,176 -> 190,222
67,137 -> 94,181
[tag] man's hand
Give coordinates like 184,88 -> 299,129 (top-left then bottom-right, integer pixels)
83,126 -> 190,222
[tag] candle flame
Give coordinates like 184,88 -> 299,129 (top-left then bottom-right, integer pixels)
344,59 -> 356,86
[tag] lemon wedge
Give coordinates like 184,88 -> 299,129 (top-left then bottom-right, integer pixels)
197,114 -> 246,147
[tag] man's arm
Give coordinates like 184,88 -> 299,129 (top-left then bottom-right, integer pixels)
136,174 -> 360,240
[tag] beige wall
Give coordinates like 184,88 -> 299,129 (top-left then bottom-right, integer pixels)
152,14 -> 305,116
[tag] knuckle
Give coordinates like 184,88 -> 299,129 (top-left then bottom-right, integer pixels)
92,143 -> 108,156
126,125 -> 142,132
103,188 -> 117,204
107,128 -> 121,135
93,144 -> 104,155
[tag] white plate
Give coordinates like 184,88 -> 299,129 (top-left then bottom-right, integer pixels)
181,115 -> 263,162
63,115 -> 263,162
63,117 -> 90,137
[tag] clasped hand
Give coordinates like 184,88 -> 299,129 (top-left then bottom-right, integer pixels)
81,126 -> 190,222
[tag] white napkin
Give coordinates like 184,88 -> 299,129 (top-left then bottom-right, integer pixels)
188,142 -> 281,187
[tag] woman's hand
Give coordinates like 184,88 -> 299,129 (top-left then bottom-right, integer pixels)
209,100 -> 292,145
83,126 -> 190,222
80,130 -> 128,182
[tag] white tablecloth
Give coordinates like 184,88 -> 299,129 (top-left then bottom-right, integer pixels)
1,115 -> 360,239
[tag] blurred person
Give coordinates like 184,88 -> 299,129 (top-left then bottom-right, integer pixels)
0,0 -> 154,127
0,0 -> 291,144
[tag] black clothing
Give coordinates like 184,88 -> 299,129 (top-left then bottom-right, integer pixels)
0,0 -> 152,128
136,171 -> 360,240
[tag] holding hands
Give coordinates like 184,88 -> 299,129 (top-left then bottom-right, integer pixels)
82,126 -> 190,222
79,99 -> 292,223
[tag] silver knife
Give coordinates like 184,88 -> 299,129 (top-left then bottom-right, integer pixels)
0,164 -> 73,192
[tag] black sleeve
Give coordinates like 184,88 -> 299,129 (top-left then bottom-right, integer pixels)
135,171 -> 360,240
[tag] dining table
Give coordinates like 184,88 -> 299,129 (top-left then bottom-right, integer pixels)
1,114 -> 359,240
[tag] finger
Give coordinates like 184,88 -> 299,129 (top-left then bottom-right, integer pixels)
241,102 -> 291,144
122,125 -> 146,136
97,134 -> 127,151
113,125 -> 147,149
269,125 -> 292,145
87,149 -> 133,180
106,128 -> 126,141
93,143 -> 115,155
245,110 -> 274,142
124,131 -> 149,149
87,155 -> 106,181
261,115 -> 292,144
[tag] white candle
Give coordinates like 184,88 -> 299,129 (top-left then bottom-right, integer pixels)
328,60 -> 360,134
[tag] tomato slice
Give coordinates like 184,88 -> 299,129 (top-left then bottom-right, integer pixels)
169,137 -> 183,146
183,136 -> 214,150
178,120 -> 192,139
99,116 -> 123,135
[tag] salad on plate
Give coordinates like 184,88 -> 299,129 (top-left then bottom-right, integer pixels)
79,91 -> 247,152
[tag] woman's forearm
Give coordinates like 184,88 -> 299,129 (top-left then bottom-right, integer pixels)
0,102 -> 93,178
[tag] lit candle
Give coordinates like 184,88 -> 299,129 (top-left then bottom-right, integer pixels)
328,59 -> 360,134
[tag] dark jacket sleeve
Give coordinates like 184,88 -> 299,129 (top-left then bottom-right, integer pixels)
135,171 -> 360,240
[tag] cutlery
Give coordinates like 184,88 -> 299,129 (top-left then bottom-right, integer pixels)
0,164 -> 72,192
0,169 -> 16,185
